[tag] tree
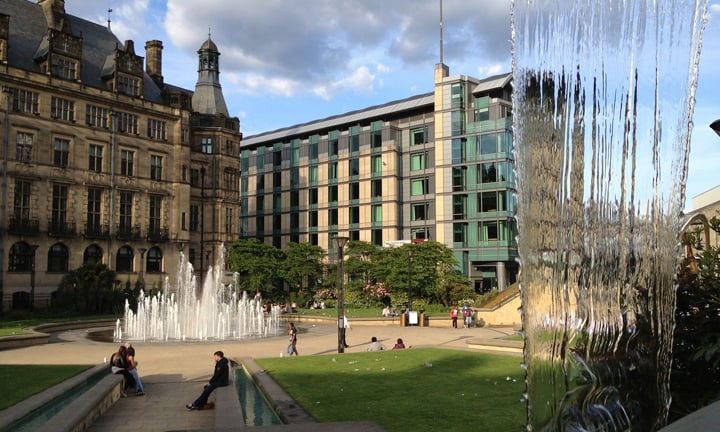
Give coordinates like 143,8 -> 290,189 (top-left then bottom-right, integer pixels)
671,216 -> 720,421
280,242 -> 325,292
226,239 -> 283,296
370,241 -> 469,306
52,262 -> 123,315
344,240 -> 378,289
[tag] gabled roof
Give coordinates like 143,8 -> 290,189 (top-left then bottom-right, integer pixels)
0,0 -> 166,103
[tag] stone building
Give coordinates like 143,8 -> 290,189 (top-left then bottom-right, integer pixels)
0,0 -> 241,309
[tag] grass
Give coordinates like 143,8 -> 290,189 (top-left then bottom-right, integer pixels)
0,326 -> 32,337
0,314 -> 117,337
256,348 -> 527,431
0,365 -> 91,410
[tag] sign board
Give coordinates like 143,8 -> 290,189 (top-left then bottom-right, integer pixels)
408,311 -> 419,325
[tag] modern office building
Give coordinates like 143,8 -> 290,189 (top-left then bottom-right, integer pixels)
0,0 -> 241,309
240,65 -> 518,292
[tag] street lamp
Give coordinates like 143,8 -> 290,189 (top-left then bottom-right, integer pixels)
138,248 -> 147,288
334,235 -> 349,353
407,247 -> 413,314
29,244 -> 39,310
0,85 -> 12,314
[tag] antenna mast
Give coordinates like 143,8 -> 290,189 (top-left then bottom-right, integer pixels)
439,0 -> 444,64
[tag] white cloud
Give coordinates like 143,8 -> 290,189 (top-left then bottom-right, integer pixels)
376,63 -> 391,74
313,66 -> 376,100
227,73 -> 299,97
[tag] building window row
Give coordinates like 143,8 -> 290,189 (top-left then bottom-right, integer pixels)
13,89 -> 39,114
51,57 -> 78,81
7,241 -> 164,274
147,118 -> 167,140
117,74 -> 141,97
50,96 -> 75,121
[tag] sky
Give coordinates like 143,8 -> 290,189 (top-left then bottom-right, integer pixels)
65,0 -> 720,211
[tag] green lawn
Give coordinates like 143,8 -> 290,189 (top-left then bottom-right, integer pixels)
0,315 -> 117,337
0,326 -> 32,337
256,348 -> 527,431
0,365 -> 91,410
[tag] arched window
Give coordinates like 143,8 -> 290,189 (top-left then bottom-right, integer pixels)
116,246 -> 133,272
146,247 -> 163,273
83,244 -> 104,265
48,243 -> 69,272
9,242 -> 32,271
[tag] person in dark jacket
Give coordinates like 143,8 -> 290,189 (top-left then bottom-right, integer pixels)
186,351 -> 229,410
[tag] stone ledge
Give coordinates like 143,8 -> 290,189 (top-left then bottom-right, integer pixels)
239,356 -> 316,424
466,337 -> 523,354
0,363 -> 121,432
214,362 -> 244,429
35,373 -> 123,432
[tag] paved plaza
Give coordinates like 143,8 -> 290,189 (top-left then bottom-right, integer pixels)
0,321 -> 518,431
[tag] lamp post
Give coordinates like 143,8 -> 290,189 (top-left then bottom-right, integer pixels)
407,247 -> 413,313
138,248 -> 147,288
29,244 -> 39,310
200,167 -> 206,281
1,85 -> 12,314
334,235 -> 349,353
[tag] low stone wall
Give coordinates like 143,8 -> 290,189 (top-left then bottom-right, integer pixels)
0,363 -> 122,432
214,362 -> 245,429
0,333 -> 49,350
239,356 -> 316,424
32,319 -> 118,334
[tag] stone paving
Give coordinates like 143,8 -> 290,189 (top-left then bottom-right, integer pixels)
0,321 -> 519,432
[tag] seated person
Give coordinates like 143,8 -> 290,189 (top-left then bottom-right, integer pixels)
367,336 -> 386,351
382,305 -> 392,317
392,338 -> 406,349
186,351 -> 229,410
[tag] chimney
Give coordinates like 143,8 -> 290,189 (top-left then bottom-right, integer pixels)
145,40 -> 164,85
38,0 -> 67,31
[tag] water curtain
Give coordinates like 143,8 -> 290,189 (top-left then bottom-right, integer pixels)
512,1 -> 708,430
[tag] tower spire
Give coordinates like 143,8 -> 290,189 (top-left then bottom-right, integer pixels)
192,35 -> 229,116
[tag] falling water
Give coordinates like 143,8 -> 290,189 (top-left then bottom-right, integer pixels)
512,1 -> 708,430
115,249 -> 280,341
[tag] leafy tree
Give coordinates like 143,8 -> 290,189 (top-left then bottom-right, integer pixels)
344,241 -> 378,289
671,216 -> 720,421
226,239 -> 283,296
370,241 -> 468,307
280,242 -> 325,293
51,262 -> 124,314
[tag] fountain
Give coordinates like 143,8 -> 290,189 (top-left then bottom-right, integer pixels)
512,1 -> 708,430
115,249 -> 280,341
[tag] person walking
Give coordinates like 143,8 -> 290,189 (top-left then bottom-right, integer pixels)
462,304 -> 473,328
450,305 -> 459,329
341,314 -> 351,348
288,323 -> 299,356
186,351 -> 229,410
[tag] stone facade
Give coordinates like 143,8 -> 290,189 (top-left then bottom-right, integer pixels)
0,0 -> 241,310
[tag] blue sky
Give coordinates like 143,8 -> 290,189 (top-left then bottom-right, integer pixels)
68,0 -> 720,211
